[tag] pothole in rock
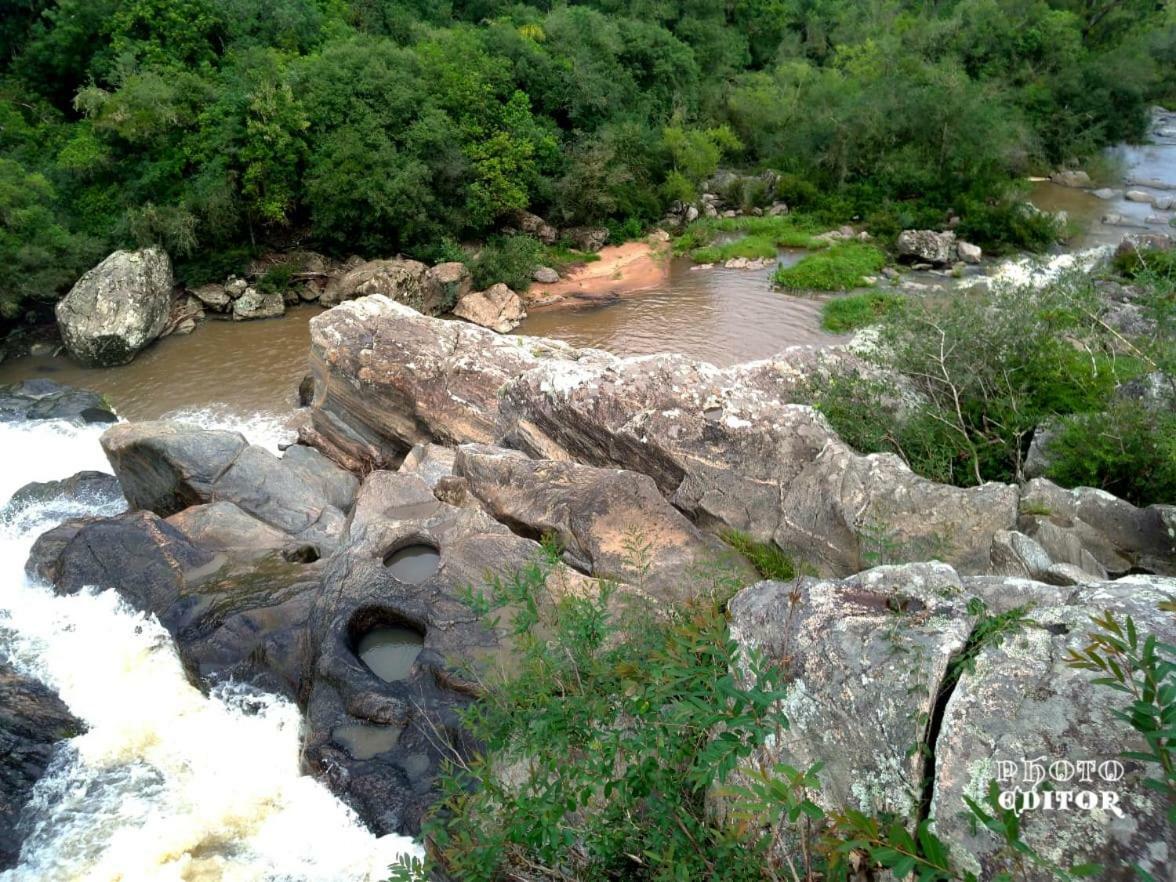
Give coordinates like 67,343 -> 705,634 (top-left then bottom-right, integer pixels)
383,542 -> 440,584
351,607 -> 426,683
332,723 -> 402,760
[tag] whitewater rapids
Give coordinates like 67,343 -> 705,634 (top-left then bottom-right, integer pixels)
0,413 -> 421,881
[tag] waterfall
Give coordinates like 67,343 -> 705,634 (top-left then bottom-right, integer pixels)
0,417 -> 420,881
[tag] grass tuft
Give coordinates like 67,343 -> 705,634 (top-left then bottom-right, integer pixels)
722,529 -> 796,581
774,242 -> 887,291
821,291 -> 905,332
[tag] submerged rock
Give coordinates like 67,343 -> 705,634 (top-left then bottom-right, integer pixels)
0,663 -> 83,871
0,380 -> 117,425
55,248 -> 174,367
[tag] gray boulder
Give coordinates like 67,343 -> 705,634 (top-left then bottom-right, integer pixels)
897,230 -> 957,266
564,226 -> 609,253
190,283 -> 232,312
320,259 -> 431,311
0,380 -> 117,425
726,563 -> 975,820
532,266 -> 560,284
100,423 -> 351,547
55,248 -> 174,367
454,444 -> 754,601
513,211 -> 558,245
232,286 -> 285,321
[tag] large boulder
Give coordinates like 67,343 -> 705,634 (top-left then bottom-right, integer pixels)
100,423 -> 351,546
933,575 -> 1176,879
896,230 -> 957,266
452,284 -> 527,334
726,565 -> 1176,880
55,248 -> 174,367
727,564 -> 975,820
500,351 -> 1018,575
423,262 -> 472,314
0,663 -> 83,871
453,444 -> 755,601
1050,170 -> 1092,188
299,296 -> 611,470
564,226 -> 609,253
0,380 -> 117,425
321,259 -> 432,311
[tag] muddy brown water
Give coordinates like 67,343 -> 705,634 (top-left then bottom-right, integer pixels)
517,255 -> 844,366
0,258 -> 845,419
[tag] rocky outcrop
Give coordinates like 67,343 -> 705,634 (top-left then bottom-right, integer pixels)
499,351 -> 1018,575
1014,479 -> 1175,577
727,565 -> 1176,880
100,423 -> 351,546
453,444 -> 755,600
0,379 -> 117,425
896,230 -> 957,266
452,284 -> 526,333
0,663 -> 83,871
321,259 -> 429,311
55,248 -> 174,367
303,470 -> 588,834
299,296 -> 611,469
726,563 -> 974,819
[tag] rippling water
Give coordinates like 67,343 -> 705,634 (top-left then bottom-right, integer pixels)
0,418 -> 420,881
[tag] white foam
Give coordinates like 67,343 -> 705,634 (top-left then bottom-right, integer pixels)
987,245 -> 1112,289
0,418 -> 420,881
161,405 -> 295,452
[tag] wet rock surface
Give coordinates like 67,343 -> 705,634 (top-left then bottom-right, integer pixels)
0,379 -> 118,425
0,663 -> 83,871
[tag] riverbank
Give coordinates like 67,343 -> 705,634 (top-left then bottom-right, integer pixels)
523,238 -> 672,309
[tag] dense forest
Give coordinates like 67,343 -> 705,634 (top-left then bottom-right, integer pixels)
1,0 -> 1174,321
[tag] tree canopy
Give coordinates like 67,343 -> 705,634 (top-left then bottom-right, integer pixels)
1,0 -> 1173,317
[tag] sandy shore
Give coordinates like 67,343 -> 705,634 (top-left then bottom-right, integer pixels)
525,238 -> 671,310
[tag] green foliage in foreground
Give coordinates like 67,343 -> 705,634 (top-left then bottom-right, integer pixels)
808,271 -> 1172,502
388,541 -> 1161,881
821,291 -> 906,333
1067,606 -> 1176,828
773,243 -> 887,292
722,530 -> 796,581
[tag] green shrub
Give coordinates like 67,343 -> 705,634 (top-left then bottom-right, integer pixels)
774,243 -> 887,292
954,198 -> 1062,255
1113,246 -> 1176,280
605,215 -> 645,245
676,215 -> 823,258
470,235 -> 545,291
1043,400 -> 1176,507
722,529 -> 796,580
821,291 -> 905,333
810,275 -> 1140,486
410,540 -> 788,881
